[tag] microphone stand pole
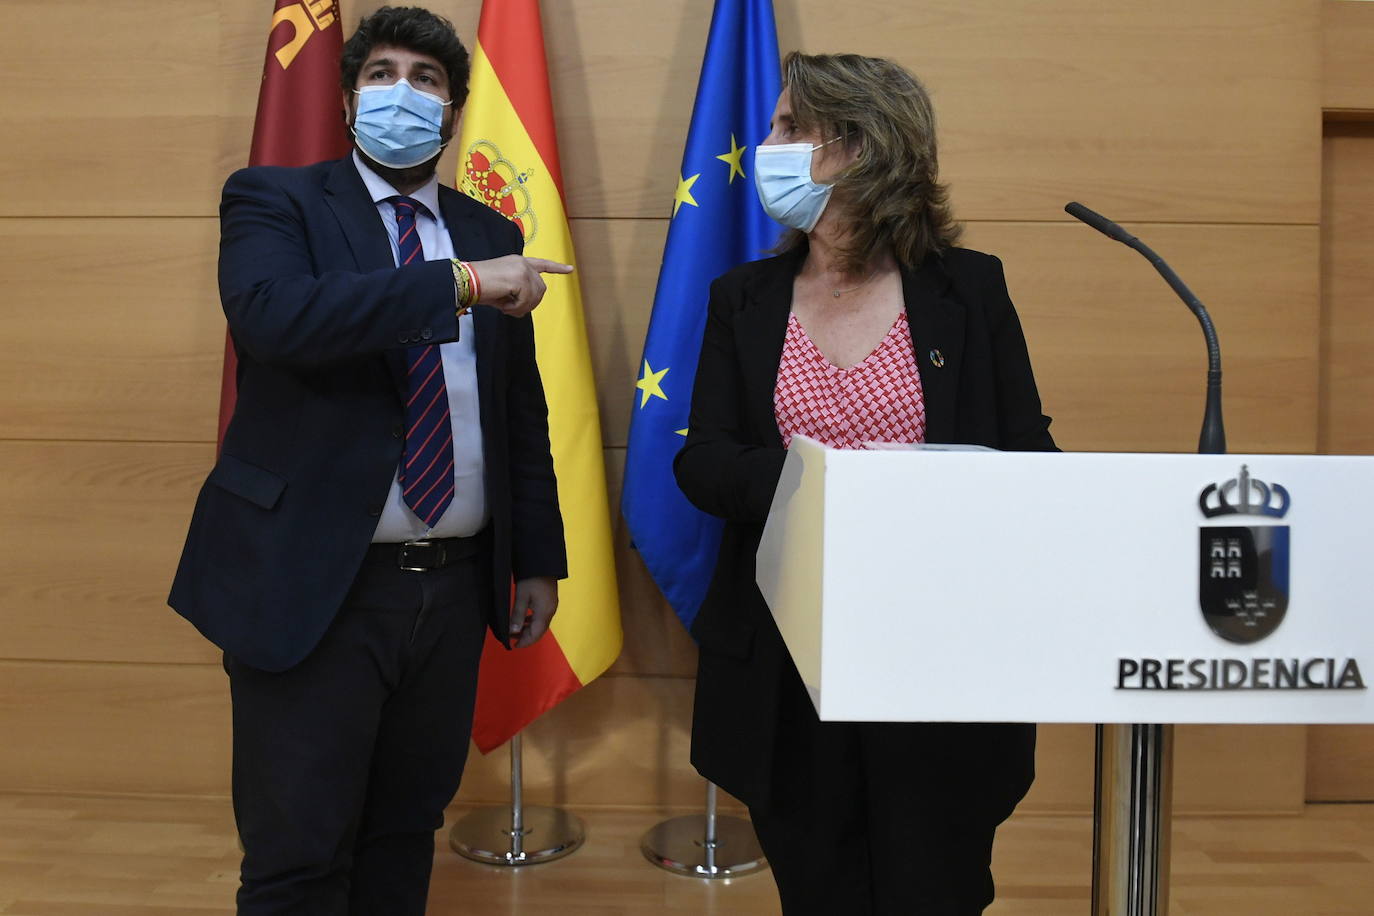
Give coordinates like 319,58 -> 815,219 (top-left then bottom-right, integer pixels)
1066,201 -> 1225,455
1066,201 -> 1227,916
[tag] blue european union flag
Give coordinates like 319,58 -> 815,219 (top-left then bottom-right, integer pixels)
621,0 -> 781,631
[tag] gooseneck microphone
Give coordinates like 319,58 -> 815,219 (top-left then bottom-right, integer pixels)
1065,202 -> 1226,455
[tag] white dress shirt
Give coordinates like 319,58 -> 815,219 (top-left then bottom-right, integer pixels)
353,152 -> 488,541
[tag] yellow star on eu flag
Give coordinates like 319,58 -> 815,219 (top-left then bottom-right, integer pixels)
716,134 -> 746,183
636,360 -> 670,407
673,173 -> 700,218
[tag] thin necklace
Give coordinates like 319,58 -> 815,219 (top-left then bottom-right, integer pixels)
830,267 -> 879,298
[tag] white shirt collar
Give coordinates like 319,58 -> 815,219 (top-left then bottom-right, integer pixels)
351,150 -> 443,218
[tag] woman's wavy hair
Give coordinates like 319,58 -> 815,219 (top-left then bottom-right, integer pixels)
776,52 -> 961,271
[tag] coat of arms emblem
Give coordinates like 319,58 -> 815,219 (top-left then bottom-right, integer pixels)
1197,465 -> 1290,644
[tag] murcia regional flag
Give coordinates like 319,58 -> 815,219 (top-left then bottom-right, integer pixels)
458,0 -> 623,753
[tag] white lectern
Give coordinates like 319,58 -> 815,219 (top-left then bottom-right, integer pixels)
758,436 -> 1374,915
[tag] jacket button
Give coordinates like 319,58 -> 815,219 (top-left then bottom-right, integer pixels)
397,332 -> 409,344
421,328 -> 433,340
368,504 -> 383,517
392,423 -> 404,438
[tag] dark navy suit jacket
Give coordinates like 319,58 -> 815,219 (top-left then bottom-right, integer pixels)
169,156 -> 567,673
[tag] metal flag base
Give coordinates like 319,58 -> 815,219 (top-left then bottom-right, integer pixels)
448,734 -> 585,867
640,782 -> 768,879
448,804 -> 585,866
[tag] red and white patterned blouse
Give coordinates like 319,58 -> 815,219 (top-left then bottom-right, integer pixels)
774,310 -> 927,450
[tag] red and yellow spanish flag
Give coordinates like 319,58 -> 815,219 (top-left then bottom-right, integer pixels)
459,0 -> 624,752
219,0 -> 351,443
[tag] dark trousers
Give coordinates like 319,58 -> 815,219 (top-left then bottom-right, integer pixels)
748,667 -> 1034,916
226,543 -> 491,916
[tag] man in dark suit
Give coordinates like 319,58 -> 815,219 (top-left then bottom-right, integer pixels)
168,8 -> 569,914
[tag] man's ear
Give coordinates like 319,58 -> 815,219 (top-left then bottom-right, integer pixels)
340,90 -> 352,124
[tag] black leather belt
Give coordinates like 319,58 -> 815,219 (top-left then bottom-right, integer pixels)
365,531 -> 488,571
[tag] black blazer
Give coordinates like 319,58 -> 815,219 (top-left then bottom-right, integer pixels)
169,157 -> 567,673
674,245 -> 1056,807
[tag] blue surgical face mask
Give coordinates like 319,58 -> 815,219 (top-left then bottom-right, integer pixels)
753,137 -> 846,233
351,78 -> 452,169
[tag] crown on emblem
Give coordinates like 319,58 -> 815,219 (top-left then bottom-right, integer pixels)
460,139 -> 538,243
1198,464 -> 1290,519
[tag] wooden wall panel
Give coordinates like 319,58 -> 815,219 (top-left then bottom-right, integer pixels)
575,219 -> 664,451
0,654 -> 1300,816
541,0 -> 1321,223
1318,123 -> 1374,454
0,220 -> 223,443
799,0 -> 1321,225
1018,725 -> 1308,816
1323,0 -> 1374,113
964,222 -> 1320,454
1176,725 -> 1307,815
604,450 -> 699,680
0,442 -> 217,665
0,661 -> 229,797
1308,725 -> 1374,802
4,1 -> 230,217
3,1 -> 449,218
11,1 -> 1321,225
1307,122 -> 1374,801
1020,725 -> 1096,815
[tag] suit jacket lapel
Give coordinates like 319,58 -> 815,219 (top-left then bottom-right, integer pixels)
324,158 -> 411,396
738,251 -> 802,449
902,254 -> 964,444
324,157 -> 395,271
438,185 -> 491,262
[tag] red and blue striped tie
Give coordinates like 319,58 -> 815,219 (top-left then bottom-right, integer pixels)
393,196 -> 455,528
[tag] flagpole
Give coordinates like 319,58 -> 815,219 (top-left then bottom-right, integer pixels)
640,779 -> 768,878
449,734 -> 585,866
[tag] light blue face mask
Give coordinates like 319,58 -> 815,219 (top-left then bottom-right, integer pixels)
753,137 -> 846,233
351,78 -> 452,169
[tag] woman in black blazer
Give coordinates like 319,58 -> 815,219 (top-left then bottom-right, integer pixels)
674,52 -> 1057,915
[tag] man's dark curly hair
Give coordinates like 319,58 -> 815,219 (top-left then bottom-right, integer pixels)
340,6 -> 470,108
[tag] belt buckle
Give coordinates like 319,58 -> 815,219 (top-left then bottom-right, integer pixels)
398,539 -> 442,572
